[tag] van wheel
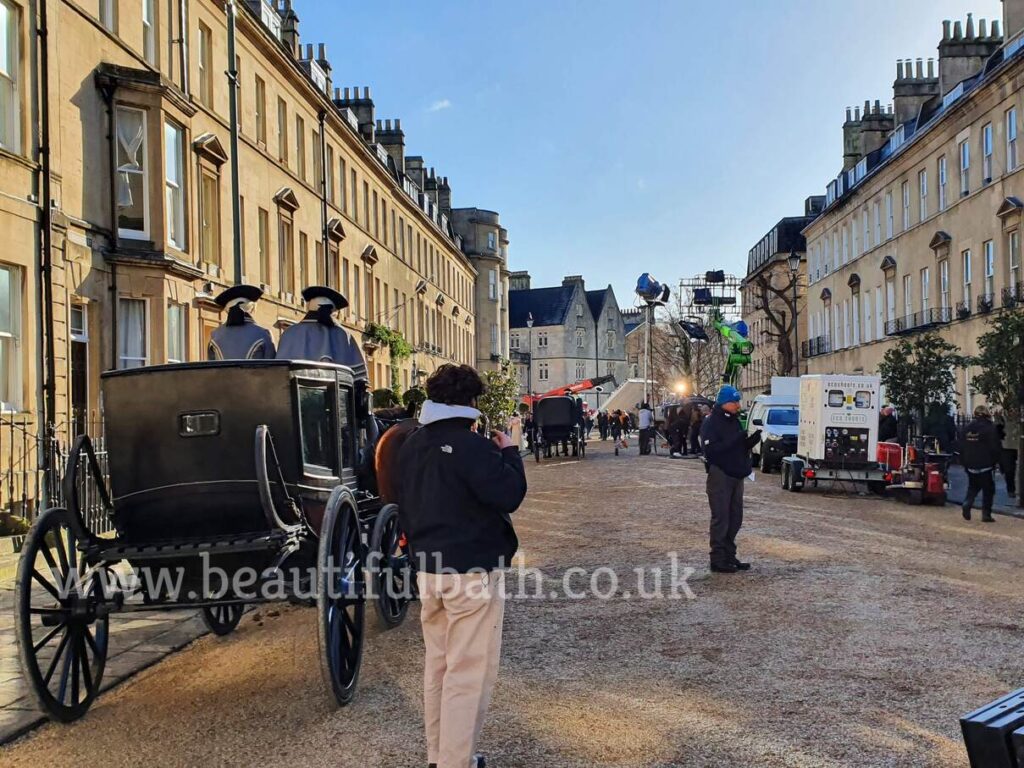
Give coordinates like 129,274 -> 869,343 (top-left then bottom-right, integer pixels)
782,463 -> 791,491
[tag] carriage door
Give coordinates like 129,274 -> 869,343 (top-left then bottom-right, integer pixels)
296,380 -> 339,479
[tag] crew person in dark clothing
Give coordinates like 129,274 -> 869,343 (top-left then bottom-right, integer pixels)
700,385 -> 761,573
878,406 -> 898,443
398,364 -> 528,768
960,404 -> 1002,523
597,411 -> 609,441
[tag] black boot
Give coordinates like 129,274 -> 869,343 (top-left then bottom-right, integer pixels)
710,562 -> 738,574
982,512 -> 996,523
962,505 -> 971,521
732,558 -> 751,571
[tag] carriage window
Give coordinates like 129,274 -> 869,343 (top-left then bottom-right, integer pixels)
298,385 -> 336,472
854,391 -> 872,409
338,386 -> 353,468
827,390 -> 845,408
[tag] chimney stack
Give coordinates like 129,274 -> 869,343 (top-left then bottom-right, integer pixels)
437,176 -> 452,216
376,118 -> 406,173
938,15 -> 1003,97
280,0 -> 300,59
893,56 -> 939,125
405,156 -> 426,190
333,86 -> 376,144
843,96 -> 897,170
509,271 -> 531,292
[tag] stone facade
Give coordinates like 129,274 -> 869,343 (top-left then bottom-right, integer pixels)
739,197 -> 823,403
450,207 -> 510,371
0,0 -> 496,511
508,273 -> 628,409
803,2 -> 1024,414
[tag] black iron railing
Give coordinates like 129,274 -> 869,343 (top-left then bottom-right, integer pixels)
955,299 -> 971,319
802,336 -> 832,358
885,307 -> 952,336
1002,283 -> 1023,308
0,412 -> 111,533
977,293 -> 995,313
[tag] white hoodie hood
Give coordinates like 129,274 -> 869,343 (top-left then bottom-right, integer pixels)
418,399 -> 482,425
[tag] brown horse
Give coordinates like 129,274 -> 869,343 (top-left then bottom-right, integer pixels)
374,418 -> 420,504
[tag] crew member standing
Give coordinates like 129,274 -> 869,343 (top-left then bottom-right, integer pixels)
398,365 -> 528,768
638,402 -> 654,455
207,284 -> 276,360
960,404 -> 1002,522
700,385 -> 761,573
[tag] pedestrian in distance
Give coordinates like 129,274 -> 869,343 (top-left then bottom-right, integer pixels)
700,385 -> 762,573
638,402 -> 654,455
995,409 -> 1019,497
688,405 -> 705,456
597,410 -> 609,441
397,364 -> 528,768
959,404 -> 1002,523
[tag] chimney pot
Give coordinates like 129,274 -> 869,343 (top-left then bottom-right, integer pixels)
395,118 -> 401,130
915,58 -> 923,78
874,99 -> 881,114
993,19 -> 1001,38
943,20 -> 951,40
896,60 -> 904,79
846,107 -> 852,121
318,42 -> 326,60
966,13 -> 975,39
855,106 -> 861,120
980,18 -> 988,38
305,43 -> 313,59
364,86 -> 372,99
343,87 -> 349,99
927,58 -> 935,78
954,20 -> 963,39
334,87 -> 340,99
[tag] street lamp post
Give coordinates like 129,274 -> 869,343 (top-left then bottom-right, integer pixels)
526,312 -> 534,398
788,250 -> 802,376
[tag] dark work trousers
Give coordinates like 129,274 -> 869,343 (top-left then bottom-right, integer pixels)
670,428 -> 685,455
707,465 -> 744,566
639,428 -> 652,455
964,469 -> 996,514
1000,448 -> 1018,495
689,425 -> 701,455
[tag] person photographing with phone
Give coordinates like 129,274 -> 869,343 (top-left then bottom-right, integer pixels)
700,385 -> 762,574
398,364 -> 528,768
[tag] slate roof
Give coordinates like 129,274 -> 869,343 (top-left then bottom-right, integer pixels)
509,285 -> 576,328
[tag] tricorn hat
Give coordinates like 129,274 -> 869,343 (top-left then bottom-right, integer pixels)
213,284 -> 263,309
301,285 -> 349,310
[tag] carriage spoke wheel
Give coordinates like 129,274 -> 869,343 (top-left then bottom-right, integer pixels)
14,508 -> 109,722
201,602 -> 245,636
317,489 -> 366,707
370,504 -> 412,630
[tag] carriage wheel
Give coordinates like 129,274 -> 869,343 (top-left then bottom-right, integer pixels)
200,603 -> 245,636
317,487 -> 366,707
370,504 -> 412,630
14,508 -> 110,722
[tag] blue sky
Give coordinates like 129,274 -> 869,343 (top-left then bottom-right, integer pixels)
299,0 -> 1003,307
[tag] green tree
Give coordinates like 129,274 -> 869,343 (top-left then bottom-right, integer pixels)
970,311 -> 1024,421
402,385 -> 426,417
364,322 -> 413,399
476,360 -> 521,432
878,332 -> 964,429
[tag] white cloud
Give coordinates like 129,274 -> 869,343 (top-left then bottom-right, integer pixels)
428,99 -> 452,113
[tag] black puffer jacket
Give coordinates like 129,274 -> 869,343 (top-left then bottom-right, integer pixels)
398,408 -> 527,573
960,416 -> 1001,471
700,405 -> 759,479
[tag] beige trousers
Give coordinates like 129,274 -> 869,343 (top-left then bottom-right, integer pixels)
417,570 -> 506,768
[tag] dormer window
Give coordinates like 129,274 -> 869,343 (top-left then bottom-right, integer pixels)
855,157 -> 868,183
888,125 -> 906,153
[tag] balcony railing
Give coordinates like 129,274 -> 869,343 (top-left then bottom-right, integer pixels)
1002,283 -> 1023,308
977,293 -> 995,314
884,306 -> 952,336
955,299 -> 971,320
802,336 -> 832,358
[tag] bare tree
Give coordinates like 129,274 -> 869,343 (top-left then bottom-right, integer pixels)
750,267 -> 798,377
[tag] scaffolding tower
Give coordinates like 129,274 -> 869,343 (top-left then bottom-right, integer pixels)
674,271 -> 744,398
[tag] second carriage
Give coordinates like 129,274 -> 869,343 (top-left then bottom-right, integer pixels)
532,395 -> 586,462
14,359 -> 417,722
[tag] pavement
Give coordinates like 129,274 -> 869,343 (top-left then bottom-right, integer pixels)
2,442 -> 1024,766
0,579 -> 208,743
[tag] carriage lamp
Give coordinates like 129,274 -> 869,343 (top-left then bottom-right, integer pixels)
179,411 -> 220,437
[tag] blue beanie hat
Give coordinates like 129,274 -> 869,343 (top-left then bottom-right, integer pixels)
716,385 -> 741,406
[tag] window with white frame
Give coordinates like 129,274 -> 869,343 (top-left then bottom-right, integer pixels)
852,220 -> 858,257
1010,229 -> 1021,294
862,209 -> 869,252
873,202 -> 881,246
0,263 -> 21,410
1009,108 -> 1019,172
962,249 -> 972,305
901,181 -> 910,231
920,267 -> 930,312
142,0 -> 156,65
0,0 -> 18,154
918,169 -> 928,221
538,362 -> 549,381
875,286 -> 883,339
537,331 -> 548,348
851,294 -> 860,345
116,106 -> 148,238
198,22 -> 212,107
902,274 -> 912,317
164,120 -> 185,250
959,139 -> 970,196
938,156 -> 947,211
842,300 -> 849,348
490,323 -> 499,356
984,240 -> 995,297
842,226 -> 849,264
885,191 -> 894,239
167,302 -> 186,363
487,232 -> 497,251
939,259 -> 950,310
885,276 -> 896,323
510,333 -> 520,350
99,0 -> 116,32
488,269 -> 497,300
862,291 -> 872,343
118,297 -> 148,369
983,123 -> 994,182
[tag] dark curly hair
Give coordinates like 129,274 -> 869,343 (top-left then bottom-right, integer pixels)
426,364 -> 485,406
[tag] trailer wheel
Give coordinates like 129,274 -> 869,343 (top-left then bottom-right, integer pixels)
781,463 -> 791,491
868,481 -> 888,496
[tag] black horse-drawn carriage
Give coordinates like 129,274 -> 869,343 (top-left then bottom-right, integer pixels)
14,360 -> 415,722
532,396 -> 586,462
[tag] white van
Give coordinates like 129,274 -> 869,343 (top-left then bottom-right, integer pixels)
747,394 -> 799,473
